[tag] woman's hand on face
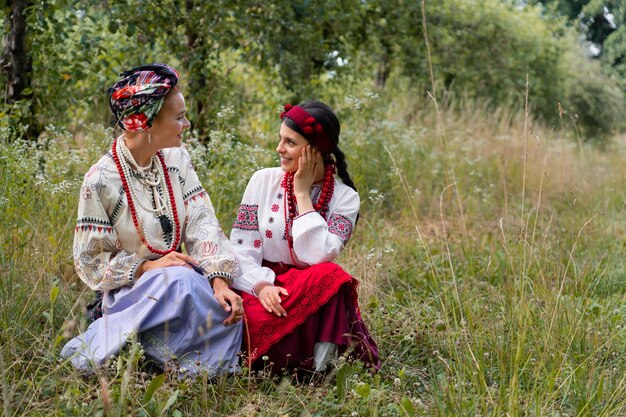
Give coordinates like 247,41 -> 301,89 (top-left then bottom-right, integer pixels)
294,145 -> 323,196
256,283 -> 289,317
137,252 -> 199,278
212,278 -> 244,325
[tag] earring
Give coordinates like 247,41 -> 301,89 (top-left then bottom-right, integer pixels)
147,131 -> 151,144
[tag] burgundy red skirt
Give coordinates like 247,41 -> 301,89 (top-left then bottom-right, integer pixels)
241,261 -> 380,373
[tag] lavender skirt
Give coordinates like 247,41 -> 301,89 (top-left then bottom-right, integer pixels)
61,266 -> 243,377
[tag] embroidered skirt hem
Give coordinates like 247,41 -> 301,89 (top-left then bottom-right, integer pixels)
241,262 -> 379,372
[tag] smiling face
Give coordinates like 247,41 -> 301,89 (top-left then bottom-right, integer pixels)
276,122 -> 309,172
149,91 -> 191,149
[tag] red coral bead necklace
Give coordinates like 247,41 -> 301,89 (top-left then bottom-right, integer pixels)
111,137 -> 181,255
281,164 -> 335,251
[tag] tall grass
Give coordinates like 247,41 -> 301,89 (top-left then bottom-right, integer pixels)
0,87 -> 624,415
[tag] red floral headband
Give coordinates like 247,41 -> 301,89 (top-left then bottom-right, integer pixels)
280,104 -> 333,154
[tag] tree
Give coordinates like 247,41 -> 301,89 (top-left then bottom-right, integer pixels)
528,0 -> 621,55
527,0 -> 626,129
237,0 -> 369,98
2,0 -> 32,102
1,0 -> 38,138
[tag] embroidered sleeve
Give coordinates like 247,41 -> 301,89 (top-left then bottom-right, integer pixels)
291,184 -> 359,265
179,148 -> 238,282
229,171 -> 276,296
327,213 -> 354,242
73,173 -> 143,291
233,204 -> 259,231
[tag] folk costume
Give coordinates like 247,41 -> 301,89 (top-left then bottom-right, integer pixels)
61,64 -> 242,376
230,104 -> 379,373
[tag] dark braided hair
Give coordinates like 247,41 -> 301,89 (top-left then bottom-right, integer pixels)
283,100 -> 357,192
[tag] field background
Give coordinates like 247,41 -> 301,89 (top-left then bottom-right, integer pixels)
1,1 -> 625,416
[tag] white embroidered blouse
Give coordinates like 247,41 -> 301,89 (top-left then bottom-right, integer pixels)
230,167 -> 359,296
73,145 -> 238,291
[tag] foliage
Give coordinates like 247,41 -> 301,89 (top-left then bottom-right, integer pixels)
425,0 -> 566,120
236,0 -> 368,97
601,18 -> 626,94
528,0 -> 624,54
2,0 -> 624,144
562,43 -> 625,139
528,0 -> 626,107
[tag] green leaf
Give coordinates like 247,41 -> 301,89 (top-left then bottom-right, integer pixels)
54,334 -> 64,348
50,286 -> 59,304
399,397 -> 416,416
108,19 -> 119,33
126,23 -> 136,37
143,374 -> 165,403
159,390 -> 178,417
354,383 -> 370,399
335,363 -> 352,399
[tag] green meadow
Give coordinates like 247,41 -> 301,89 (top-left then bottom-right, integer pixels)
1,87 -> 624,415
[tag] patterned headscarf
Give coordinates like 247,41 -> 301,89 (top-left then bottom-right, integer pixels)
108,63 -> 179,132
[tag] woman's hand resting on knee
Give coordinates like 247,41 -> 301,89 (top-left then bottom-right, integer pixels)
256,283 -> 289,317
136,252 -> 199,277
212,278 -> 244,325
136,253 -> 243,325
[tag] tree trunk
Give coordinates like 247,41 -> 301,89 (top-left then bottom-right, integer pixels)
2,0 -> 39,139
2,0 -> 32,103
183,0 -> 208,140
375,54 -> 389,88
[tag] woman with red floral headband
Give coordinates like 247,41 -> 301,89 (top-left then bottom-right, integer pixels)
61,64 -> 243,377
230,101 -> 379,374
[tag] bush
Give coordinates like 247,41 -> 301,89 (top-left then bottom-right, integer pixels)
563,53 -> 625,141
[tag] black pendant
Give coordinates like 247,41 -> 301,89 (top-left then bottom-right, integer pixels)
159,215 -> 173,234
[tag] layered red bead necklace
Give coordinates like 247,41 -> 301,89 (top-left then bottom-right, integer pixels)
111,137 -> 181,255
281,164 -> 335,250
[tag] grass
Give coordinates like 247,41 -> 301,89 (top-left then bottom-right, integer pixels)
0,88 -> 624,416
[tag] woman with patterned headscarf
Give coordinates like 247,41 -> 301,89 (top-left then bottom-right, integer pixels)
61,64 -> 243,377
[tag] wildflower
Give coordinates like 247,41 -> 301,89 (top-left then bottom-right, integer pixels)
345,95 -> 363,111
368,188 -> 385,202
216,105 -> 235,119
365,90 -> 380,100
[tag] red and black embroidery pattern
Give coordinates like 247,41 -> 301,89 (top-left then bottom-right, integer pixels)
76,217 -> 114,233
233,204 -> 259,231
183,185 -> 207,205
327,213 -> 353,243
